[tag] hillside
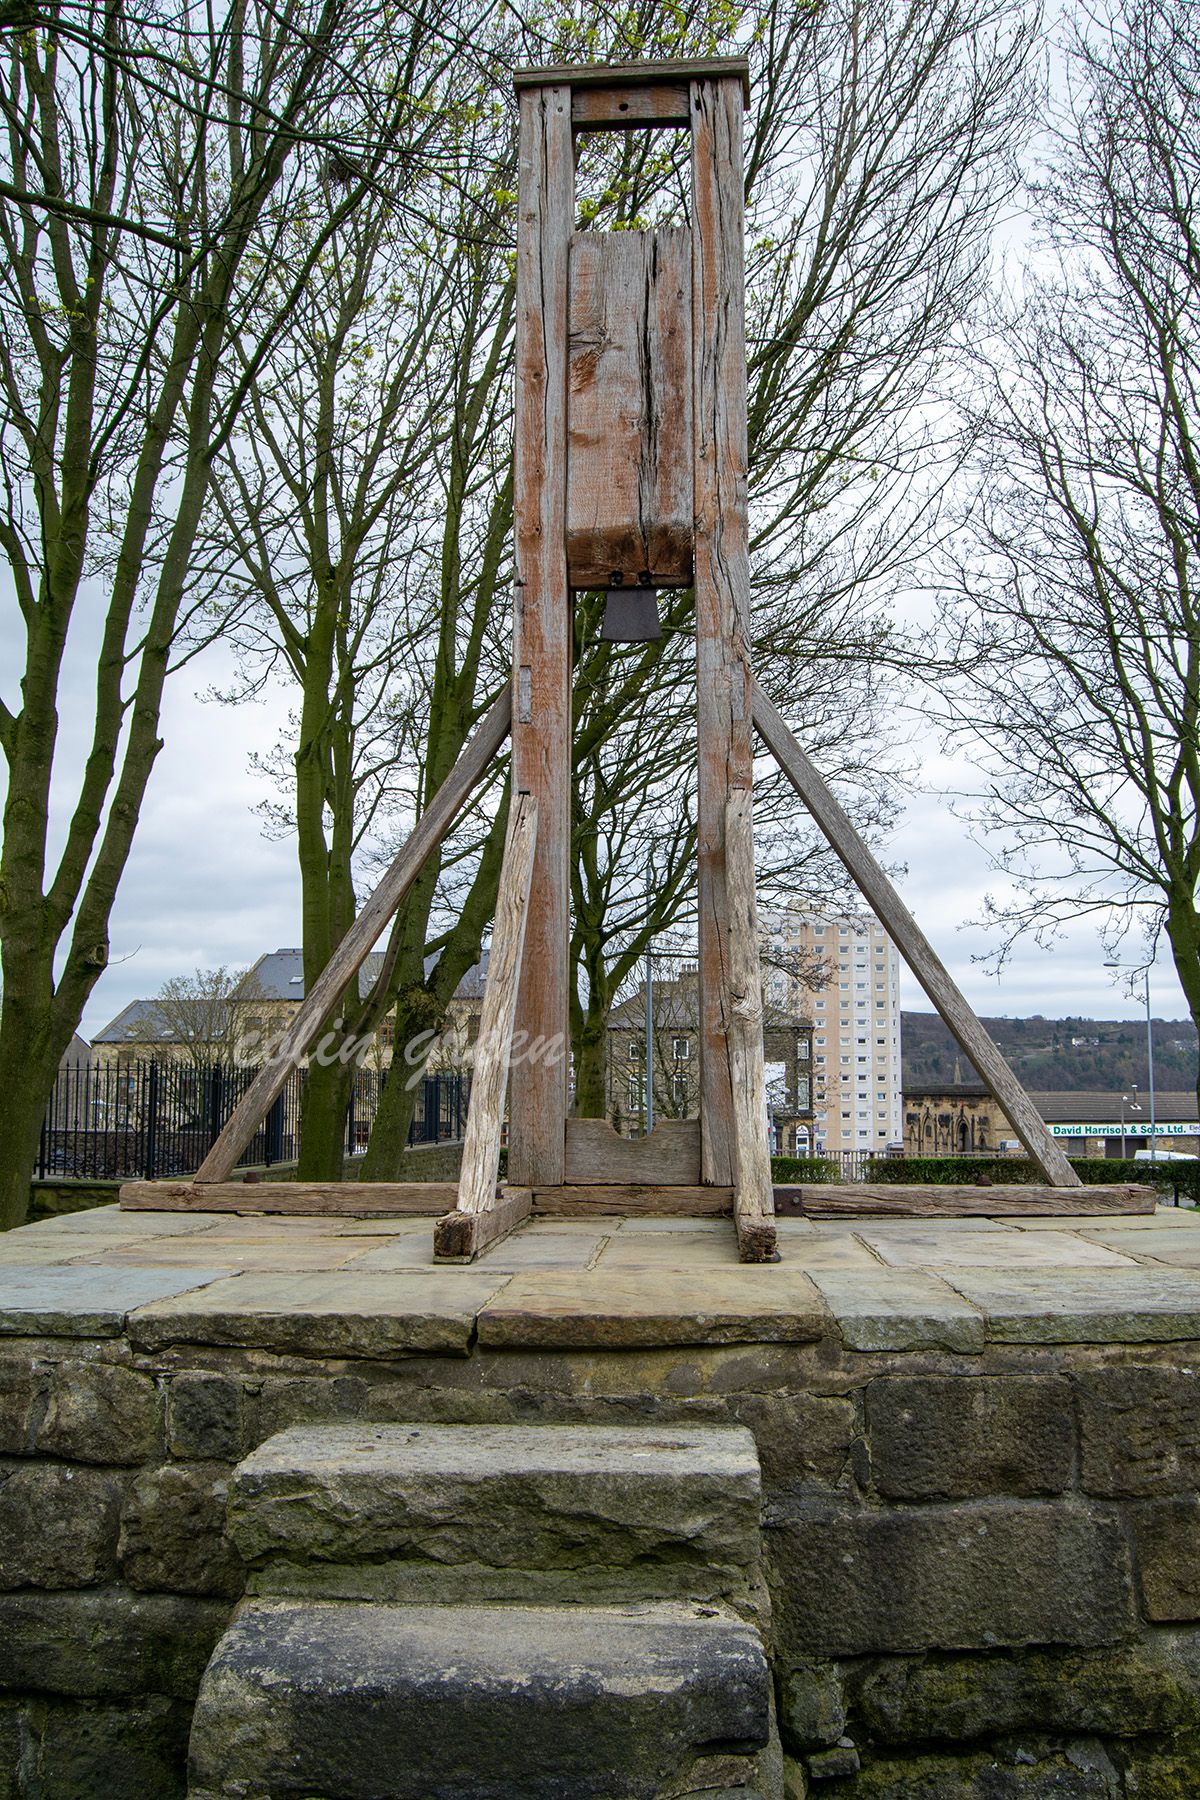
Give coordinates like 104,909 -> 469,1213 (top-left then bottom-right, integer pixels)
901,1012 -> 1199,1095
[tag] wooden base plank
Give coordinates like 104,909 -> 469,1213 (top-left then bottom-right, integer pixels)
434,1189 -> 533,1262
563,1118 -> 702,1185
789,1184 -> 1155,1218
532,1185 -> 734,1216
119,1181 -> 456,1215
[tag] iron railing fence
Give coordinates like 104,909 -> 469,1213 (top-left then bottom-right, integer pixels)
38,1059 -> 469,1181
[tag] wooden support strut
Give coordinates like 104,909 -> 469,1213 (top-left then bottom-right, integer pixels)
692,72 -> 753,1189
190,688 -> 512,1184
508,82 -> 573,1189
725,789 -> 778,1261
750,678 -> 1082,1188
434,794 -> 538,1261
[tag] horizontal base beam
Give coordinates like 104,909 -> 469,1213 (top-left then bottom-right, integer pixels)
781,1183 -> 1156,1218
531,1185 -> 734,1216
119,1181 -> 457,1215
434,1189 -> 533,1261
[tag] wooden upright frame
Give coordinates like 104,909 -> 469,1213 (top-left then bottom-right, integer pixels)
122,56 -> 1152,1249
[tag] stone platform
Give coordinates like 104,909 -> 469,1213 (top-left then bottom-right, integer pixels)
4,1203 -> 1200,1795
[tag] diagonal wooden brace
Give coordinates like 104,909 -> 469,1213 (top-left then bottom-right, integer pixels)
435,793 -> 538,1261
193,688 -> 512,1184
751,679 -> 1080,1187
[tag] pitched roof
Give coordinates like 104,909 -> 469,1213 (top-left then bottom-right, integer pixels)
240,947 -> 488,1003
91,999 -> 180,1044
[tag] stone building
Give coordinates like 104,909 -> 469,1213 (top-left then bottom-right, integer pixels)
606,969 -> 815,1153
903,1084 -> 1200,1159
758,906 -> 903,1154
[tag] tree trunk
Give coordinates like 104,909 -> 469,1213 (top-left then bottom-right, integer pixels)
357,981 -> 446,1177
297,1057 -> 357,1180
0,964 -> 69,1231
574,1009 -> 610,1116
1164,890 -> 1200,1125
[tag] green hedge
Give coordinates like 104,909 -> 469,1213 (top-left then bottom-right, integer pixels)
861,1154 -> 1200,1204
770,1155 -> 840,1184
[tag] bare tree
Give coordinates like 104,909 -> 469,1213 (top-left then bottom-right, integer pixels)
933,0 -> 1200,1104
0,0 -> 472,1224
147,965 -> 264,1076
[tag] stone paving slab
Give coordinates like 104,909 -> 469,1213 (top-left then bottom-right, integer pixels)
0,1264 -> 236,1337
807,1269 -> 986,1353
88,1241 -> 377,1273
600,1233 -> 745,1267
612,1216 -> 736,1234
942,1267 -> 1200,1343
862,1230 -> 1138,1270
476,1269 -> 828,1349
128,1270 -> 509,1357
353,1232 -> 606,1273
25,1206 -> 227,1235
1079,1227 -> 1200,1266
770,1236 -> 883,1271
1014,1207 -> 1194,1230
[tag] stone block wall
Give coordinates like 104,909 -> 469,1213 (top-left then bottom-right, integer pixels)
2,1328 -> 1200,1796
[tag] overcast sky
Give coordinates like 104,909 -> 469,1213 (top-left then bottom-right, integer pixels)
64,641 -> 1188,1045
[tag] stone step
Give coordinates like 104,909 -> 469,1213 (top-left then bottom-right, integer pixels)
188,1597 -> 774,1800
229,1422 -> 763,1608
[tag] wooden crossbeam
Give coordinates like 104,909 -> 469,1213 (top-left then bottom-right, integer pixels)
120,1180 -> 454,1214
192,688 -> 512,1184
791,1183 -> 1154,1217
750,679 -> 1081,1188
434,794 -> 538,1262
725,789 -> 778,1261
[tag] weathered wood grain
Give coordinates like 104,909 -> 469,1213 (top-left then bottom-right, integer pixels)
190,688 -> 511,1185
434,1188 -> 533,1260
454,796 -> 538,1220
793,1183 -> 1155,1217
725,790 -> 778,1261
119,1181 -> 456,1214
563,1117 -> 701,1184
516,58 -> 750,104
531,1184 -> 734,1215
751,679 -> 1083,1190
567,229 -> 693,588
691,73 -> 753,1188
571,83 -> 689,130
509,84 -> 574,1190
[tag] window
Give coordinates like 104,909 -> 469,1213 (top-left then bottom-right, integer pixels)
672,1036 -> 690,1061
627,1040 -> 642,1063
626,1078 -> 641,1110
797,1039 -> 810,1059
673,1073 -> 688,1105
797,1076 -> 810,1106
815,1054 -> 826,1065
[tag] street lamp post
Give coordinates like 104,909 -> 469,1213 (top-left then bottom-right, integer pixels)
1106,961 -> 1157,1162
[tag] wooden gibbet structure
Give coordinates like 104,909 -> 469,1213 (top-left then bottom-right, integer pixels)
121,58 -> 1154,1253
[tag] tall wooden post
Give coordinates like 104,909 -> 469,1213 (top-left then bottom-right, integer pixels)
508,84 -> 574,1188
691,72 -> 754,1187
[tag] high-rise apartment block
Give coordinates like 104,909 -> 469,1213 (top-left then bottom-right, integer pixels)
759,907 -> 903,1154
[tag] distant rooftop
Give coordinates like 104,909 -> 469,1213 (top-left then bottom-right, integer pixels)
242,948 -> 488,1004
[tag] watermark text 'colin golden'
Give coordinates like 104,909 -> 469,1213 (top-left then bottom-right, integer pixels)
238,1021 -> 567,1088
